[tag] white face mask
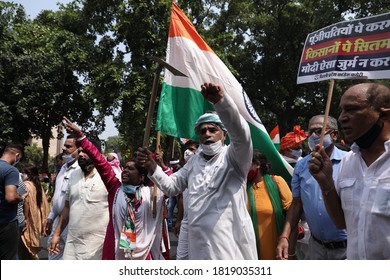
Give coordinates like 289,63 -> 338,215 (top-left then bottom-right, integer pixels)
308,134 -> 332,151
62,148 -> 79,164
201,140 -> 223,156
290,148 -> 302,158
62,153 -> 76,164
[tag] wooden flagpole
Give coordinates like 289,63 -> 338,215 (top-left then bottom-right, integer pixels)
143,56 -> 187,218
319,79 -> 335,147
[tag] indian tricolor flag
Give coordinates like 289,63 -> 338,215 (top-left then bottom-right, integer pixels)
156,2 -> 293,180
269,125 -> 280,150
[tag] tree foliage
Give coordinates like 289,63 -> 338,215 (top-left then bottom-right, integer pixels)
104,135 -> 121,154
19,143 -> 43,171
0,1 -> 124,171
1,0 -> 389,170
85,0 -> 388,139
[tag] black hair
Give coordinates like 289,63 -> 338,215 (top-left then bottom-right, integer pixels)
4,142 -> 24,157
66,134 -> 78,147
66,134 -> 77,140
252,149 -> 270,175
126,158 -> 149,185
184,140 -> 199,149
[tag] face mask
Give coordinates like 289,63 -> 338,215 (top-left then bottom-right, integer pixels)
355,120 -> 383,149
247,168 -> 258,182
62,154 -> 75,164
63,148 -> 79,165
308,134 -> 333,151
122,183 -> 137,194
201,140 -> 223,156
290,148 -> 302,158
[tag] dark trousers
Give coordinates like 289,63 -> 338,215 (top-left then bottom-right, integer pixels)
0,220 -> 19,260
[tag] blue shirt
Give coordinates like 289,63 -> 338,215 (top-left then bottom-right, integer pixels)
0,160 -> 20,225
292,146 -> 348,242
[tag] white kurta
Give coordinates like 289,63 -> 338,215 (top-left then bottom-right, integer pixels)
63,168 -> 109,260
47,161 -> 79,260
150,94 -> 257,260
113,186 -> 165,260
336,141 -> 390,259
176,189 -> 189,260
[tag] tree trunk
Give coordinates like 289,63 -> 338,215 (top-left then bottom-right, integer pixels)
41,127 -> 51,173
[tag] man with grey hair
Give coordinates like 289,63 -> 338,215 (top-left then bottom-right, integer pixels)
310,83 -> 390,259
276,115 -> 348,260
137,82 -> 257,260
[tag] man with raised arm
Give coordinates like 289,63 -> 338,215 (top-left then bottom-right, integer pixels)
137,82 -> 257,260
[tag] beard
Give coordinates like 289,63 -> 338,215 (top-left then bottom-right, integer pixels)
78,157 -> 94,173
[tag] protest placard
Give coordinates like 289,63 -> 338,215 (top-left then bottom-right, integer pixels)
297,12 -> 390,84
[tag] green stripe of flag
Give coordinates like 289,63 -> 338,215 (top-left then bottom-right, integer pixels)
156,84 -> 292,182
156,83 -> 214,140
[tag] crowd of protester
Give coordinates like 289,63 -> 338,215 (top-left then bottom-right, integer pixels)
1,82 -> 389,260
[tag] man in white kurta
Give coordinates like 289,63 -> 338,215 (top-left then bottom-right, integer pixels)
45,135 -> 80,260
46,159 -> 79,260
63,167 -> 109,259
50,150 -> 109,260
138,83 -> 257,259
309,83 -> 390,259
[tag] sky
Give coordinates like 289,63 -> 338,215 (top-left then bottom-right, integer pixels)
10,0 -> 119,140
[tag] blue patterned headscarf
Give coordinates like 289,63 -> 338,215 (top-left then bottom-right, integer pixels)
195,112 -> 227,133
122,183 -> 137,194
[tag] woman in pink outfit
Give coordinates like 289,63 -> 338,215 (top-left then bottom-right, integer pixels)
106,152 -> 122,181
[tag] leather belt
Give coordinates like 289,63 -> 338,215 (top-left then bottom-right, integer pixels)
312,235 -> 347,249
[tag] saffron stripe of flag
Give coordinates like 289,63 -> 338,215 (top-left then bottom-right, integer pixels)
156,2 -> 293,180
269,125 -> 281,150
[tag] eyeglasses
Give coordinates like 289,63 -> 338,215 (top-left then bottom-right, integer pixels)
308,127 -> 334,136
308,128 -> 322,135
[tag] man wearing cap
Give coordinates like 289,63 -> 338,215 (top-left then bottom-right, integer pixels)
278,125 -> 307,258
279,125 -> 307,167
137,82 -> 257,260
276,115 -> 348,260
